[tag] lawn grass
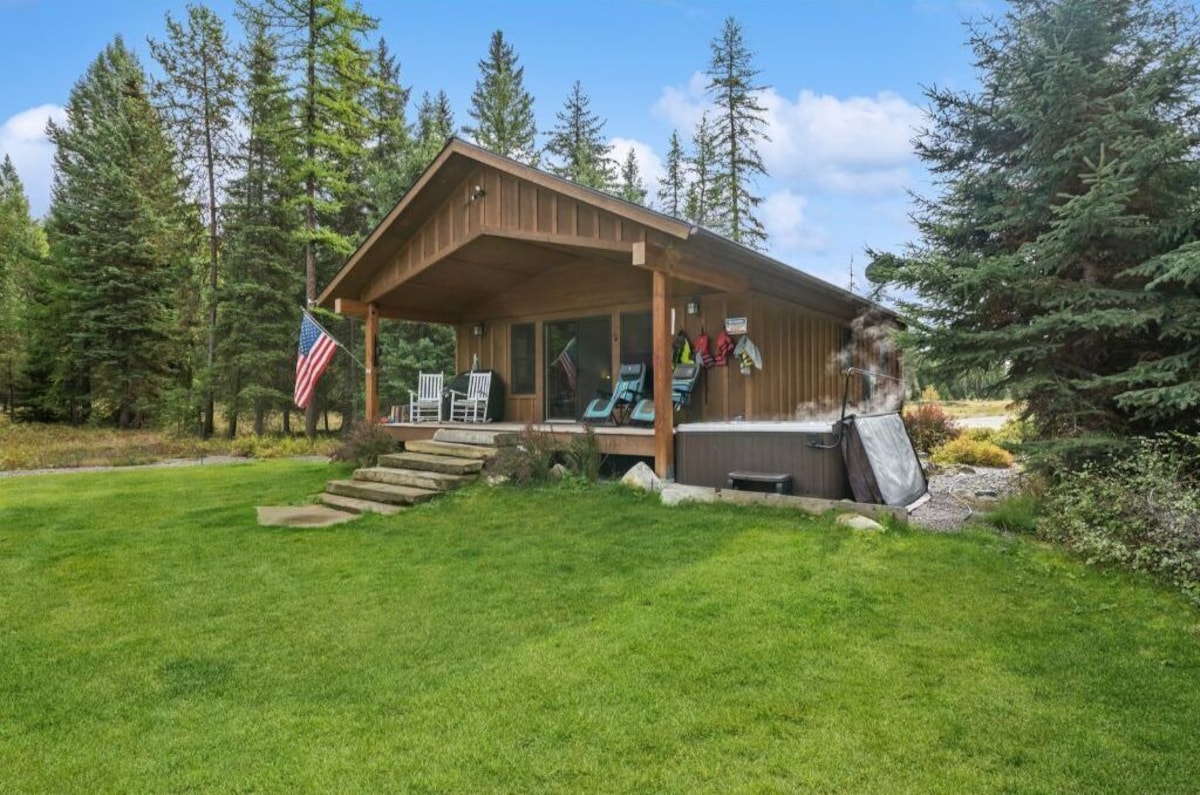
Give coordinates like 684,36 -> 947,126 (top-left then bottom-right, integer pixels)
913,399 -> 1015,419
3,462 -> 1199,792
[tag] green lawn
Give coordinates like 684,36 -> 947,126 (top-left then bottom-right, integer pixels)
2,462 -> 1199,792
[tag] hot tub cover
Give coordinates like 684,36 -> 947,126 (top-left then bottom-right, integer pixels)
841,413 -> 928,508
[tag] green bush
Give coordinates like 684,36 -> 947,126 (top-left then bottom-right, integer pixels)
489,427 -> 560,485
1041,434 -> 1200,603
903,404 -> 961,454
564,427 -> 604,482
984,495 -> 1039,535
330,423 -> 398,468
931,435 -> 1014,468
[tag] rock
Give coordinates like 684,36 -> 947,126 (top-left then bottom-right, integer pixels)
660,483 -> 717,506
836,512 -> 885,532
256,505 -> 359,528
621,461 -> 661,492
484,473 -> 510,487
549,463 -> 568,480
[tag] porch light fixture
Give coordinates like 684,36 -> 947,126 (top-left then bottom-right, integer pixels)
471,323 -> 486,337
686,298 -> 700,316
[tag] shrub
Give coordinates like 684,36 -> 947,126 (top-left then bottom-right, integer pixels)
903,403 -> 961,454
1041,434 -> 1200,603
489,426 -> 560,486
564,427 -> 604,482
330,423 -> 399,468
919,384 -> 941,402
931,435 -> 1015,468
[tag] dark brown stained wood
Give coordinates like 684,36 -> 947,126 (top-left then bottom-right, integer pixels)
631,241 -> 748,294
675,428 -> 850,499
466,261 -> 651,321
519,181 -> 536,230
536,188 -> 554,232
501,173 -> 519,227
653,269 -> 673,478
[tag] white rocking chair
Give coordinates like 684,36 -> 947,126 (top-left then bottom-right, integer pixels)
409,372 -> 444,423
449,371 -> 492,423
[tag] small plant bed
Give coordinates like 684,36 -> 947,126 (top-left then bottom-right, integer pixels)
3,463 -> 1200,791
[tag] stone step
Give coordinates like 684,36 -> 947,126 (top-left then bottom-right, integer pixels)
405,439 -> 499,460
378,452 -> 484,475
318,492 -> 403,516
325,479 -> 438,506
354,466 -> 475,492
432,428 -> 517,447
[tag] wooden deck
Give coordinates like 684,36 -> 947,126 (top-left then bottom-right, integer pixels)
382,421 -> 657,457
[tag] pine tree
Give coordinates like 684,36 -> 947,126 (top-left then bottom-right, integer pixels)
414,89 -> 455,167
867,0 -> 1200,440
0,156 -> 47,415
149,2 -> 239,438
685,112 -> 718,228
544,80 -> 613,189
617,148 -> 648,205
362,37 -> 413,224
42,37 -> 195,427
219,20 -> 303,436
657,129 -> 687,218
706,16 -> 769,249
463,30 -> 538,164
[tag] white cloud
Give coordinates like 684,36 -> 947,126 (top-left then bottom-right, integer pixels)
760,188 -> 828,255
608,136 -> 665,199
653,75 -> 923,196
0,104 -> 66,217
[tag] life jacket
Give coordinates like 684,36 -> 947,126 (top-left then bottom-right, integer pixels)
714,330 -> 735,366
694,331 -> 714,368
672,330 -> 693,365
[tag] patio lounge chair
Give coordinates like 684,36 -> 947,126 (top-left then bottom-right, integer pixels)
409,372 -> 444,423
582,363 -> 646,424
629,363 -> 701,424
449,371 -> 492,423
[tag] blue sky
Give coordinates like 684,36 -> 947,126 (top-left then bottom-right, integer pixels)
0,0 -> 994,288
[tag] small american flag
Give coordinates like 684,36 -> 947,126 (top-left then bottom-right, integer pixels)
554,337 -> 577,392
294,313 -> 337,409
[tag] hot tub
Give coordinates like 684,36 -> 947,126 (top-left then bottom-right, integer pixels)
675,421 -> 850,499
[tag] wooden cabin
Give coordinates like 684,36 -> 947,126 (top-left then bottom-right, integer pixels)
317,138 -> 902,479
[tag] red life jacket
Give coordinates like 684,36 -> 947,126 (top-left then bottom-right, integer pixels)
695,331 -> 714,368
714,330 -> 735,366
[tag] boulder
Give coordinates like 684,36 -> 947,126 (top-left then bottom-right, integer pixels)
836,512 -> 885,532
549,463 -> 569,480
660,483 -> 717,506
620,461 -> 661,492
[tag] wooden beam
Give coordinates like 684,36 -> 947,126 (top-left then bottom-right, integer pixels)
365,302 -> 379,423
334,297 -> 461,325
632,241 -> 749,294
652,269 -> 674,479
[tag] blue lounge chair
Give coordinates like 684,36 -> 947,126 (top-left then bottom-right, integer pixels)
630,363 -> 701,424
582,363 -> 646,424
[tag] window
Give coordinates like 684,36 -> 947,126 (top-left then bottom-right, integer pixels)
510,323 -> 535,394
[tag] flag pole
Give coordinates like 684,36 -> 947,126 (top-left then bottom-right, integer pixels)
303,307 -> 366,371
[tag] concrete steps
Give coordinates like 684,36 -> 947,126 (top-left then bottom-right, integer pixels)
318,429 -> 499,516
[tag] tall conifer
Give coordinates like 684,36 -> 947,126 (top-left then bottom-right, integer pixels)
544,81 -> 613,189
657,129 -> 687,218
463,30 -> 538,164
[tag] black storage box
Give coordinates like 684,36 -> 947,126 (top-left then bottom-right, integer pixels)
442,369 -> 505,422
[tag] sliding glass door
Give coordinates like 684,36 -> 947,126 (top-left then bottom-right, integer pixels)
544,316 -> 611,420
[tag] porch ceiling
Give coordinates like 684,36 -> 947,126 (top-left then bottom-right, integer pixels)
371,233 -> 633,323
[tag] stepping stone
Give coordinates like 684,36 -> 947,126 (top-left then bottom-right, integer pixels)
432,428 -> 517,447
378,452 -> 483,475
325,479 -> 438,506
405,439 -> 498,460
318,492 -> 403,516
353,466 -> 474,492
257,505 -> 359,527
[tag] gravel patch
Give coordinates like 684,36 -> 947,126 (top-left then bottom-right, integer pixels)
910,464 -> 1021,532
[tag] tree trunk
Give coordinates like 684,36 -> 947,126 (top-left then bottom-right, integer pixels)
254,399 -> 265,436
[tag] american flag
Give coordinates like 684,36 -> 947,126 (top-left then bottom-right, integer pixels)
294,313 -> 337,409
554,337 -> 577,392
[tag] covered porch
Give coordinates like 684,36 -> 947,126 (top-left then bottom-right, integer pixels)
380,421 -> 656,458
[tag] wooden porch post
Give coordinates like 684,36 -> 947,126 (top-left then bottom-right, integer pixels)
652,269 -> 674,479
365,302 -> 379,422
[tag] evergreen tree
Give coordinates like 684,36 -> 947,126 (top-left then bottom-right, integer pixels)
413,89 -> 455,167
219,20 -> 303,436
149,2 -> 240,438
544,80 -> 613,189
617,148 -> 648,205
705,16 -> 769,249
362,37 -> 414,224
463,30 -> 538,164
657,129 -> 687,217
685,112 -> 718,228
41,37 -> 195,427
867,0 -> 1200,439
0,156 -> 46,415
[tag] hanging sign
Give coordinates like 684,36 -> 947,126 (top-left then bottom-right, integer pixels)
724,317 -> 748,335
